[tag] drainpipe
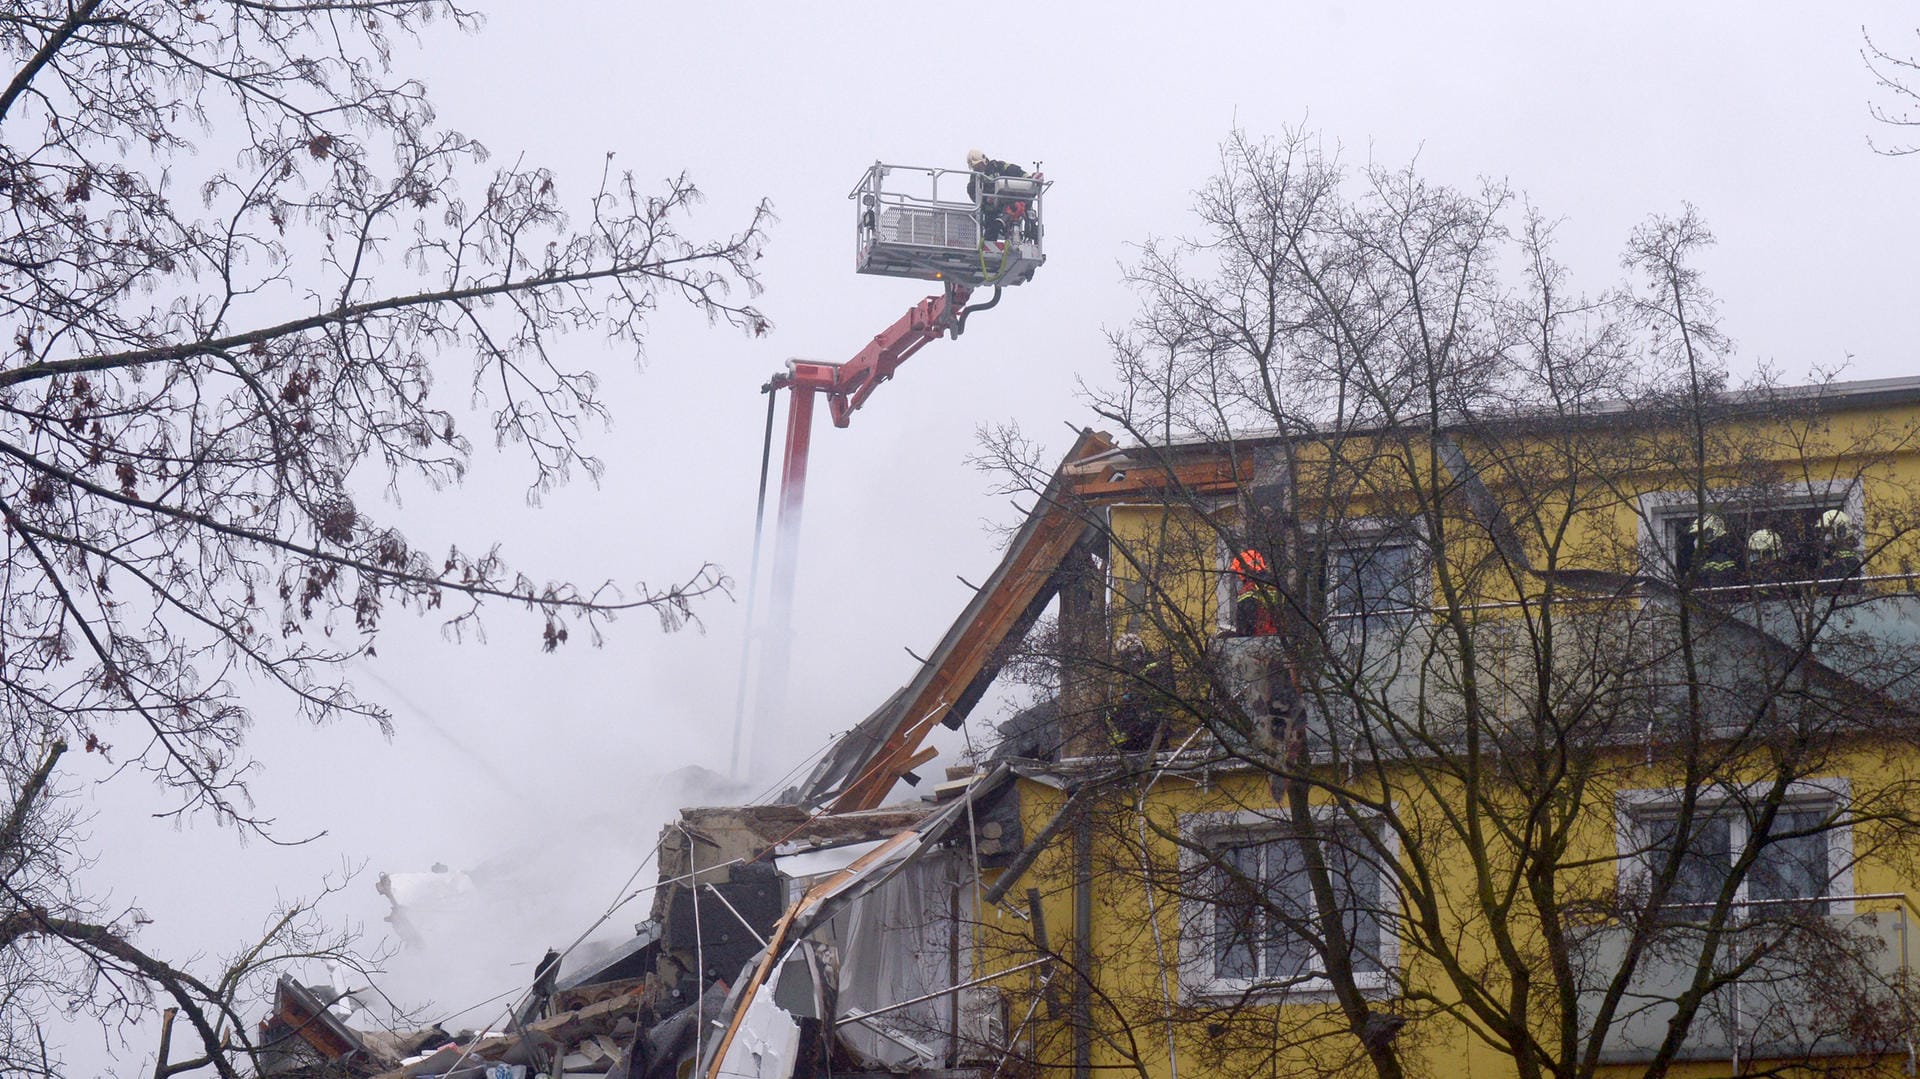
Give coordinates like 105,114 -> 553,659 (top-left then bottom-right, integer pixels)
1074,806 -> 1093,1079
949,865 -> 962,1068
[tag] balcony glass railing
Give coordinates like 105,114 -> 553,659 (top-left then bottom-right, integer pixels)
1577,892 -> 1920,1069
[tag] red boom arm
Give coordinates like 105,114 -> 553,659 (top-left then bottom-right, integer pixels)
767,284 -> 974,428
763,282 -> 974,550
748,284 -> 975,748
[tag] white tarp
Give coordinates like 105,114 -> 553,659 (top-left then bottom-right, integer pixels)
702,771 -> 1016,1079
701,829 -> 924,1079
816,853 -> 969,1071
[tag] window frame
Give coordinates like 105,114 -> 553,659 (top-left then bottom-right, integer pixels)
1614,780 -> 1855,919
1636,481 -> 1864,590
1179,806 -> 1399,1002
1323,531 -> 1427,625
1212,518 -> 1431,634
1214,533 -> 1245,634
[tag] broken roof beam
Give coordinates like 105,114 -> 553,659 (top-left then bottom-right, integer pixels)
816,429 -> 1115,812
1061,444 -> 1244,500
364,982 -> 654,1079
266,976 -> 374,1067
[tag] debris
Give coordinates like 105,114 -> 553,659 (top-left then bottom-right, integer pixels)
266,456 -> 1106,1077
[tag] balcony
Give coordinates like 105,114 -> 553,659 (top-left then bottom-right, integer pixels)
1575,894 -> 1919,1067
1737,588 -> 1920,706
1206,624 -> 1433,755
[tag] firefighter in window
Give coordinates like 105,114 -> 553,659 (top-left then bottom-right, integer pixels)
1819,508 -> 1862,581
1229,547 -> 1280,636
1687,514 -> 1738,586
1747,526 -> 1783,577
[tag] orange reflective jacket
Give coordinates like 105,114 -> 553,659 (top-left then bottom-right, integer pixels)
1230,548 -> 1269,585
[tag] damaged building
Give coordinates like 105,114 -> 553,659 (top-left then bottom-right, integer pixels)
273,377 -> 1920,1079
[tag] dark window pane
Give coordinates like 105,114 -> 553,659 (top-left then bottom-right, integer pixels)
1749,807 -> 1832,914
1650,814 -> 1732,910
1332,842 -> 1384,973
1211,843 -> 1261,979
1329,542 -> 1420,617
1260,838 -> 1316,982
1207,825 -> 1387,986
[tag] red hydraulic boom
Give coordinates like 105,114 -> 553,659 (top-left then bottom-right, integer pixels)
764,282 -> 974,540
729,157 -> 1049,776
744,284 -> 988,759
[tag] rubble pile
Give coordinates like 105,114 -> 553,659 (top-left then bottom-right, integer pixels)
257,438 -> 1115,1079
263,768 -> 1034,1079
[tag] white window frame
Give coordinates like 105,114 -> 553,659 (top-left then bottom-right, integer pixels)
1614,779 -> 1855,917
1212,518 -> 1431,634
1214,534 -> 1244,634
1635,480 -> 1864,584
1178,806 -> 1399,1002
1323,528 -> 1427,625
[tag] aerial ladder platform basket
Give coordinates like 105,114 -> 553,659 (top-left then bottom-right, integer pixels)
732,157 -> 1051,777
850,161 -> 1049,287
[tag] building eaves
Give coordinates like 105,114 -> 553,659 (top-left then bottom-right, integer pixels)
1093,374 -> 1920,464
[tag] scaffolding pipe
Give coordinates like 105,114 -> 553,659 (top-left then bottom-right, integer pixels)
836,957 -> 1052,1026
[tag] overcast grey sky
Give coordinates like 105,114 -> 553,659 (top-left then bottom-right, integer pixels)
63,2 -> 1920,1069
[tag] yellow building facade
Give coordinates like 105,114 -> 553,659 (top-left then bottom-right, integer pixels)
979,378 -> 1920,1079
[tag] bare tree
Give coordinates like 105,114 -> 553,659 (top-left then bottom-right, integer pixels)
0,2 -> 769,1074
1865,26 -> 1920,155
977,130 -> 1920,1079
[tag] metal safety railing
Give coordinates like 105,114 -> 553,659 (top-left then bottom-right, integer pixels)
848,161 -> 1050,286
850,163 -> 982,252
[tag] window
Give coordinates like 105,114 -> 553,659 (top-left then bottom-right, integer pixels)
1209,524 -> 1427,634
1186,814 -> 1393,995
1327,539 -> 1423,620
1623,788 -> 1849,919
1644,811 -> 1734,910
1645,485 -> 1864,591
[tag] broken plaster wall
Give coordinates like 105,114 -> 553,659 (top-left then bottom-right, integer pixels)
652,804 -> 817,913
651,805 -> 807,1009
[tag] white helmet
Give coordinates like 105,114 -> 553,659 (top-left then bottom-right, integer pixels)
1747,528 -> 1782,556
1820,508 -> 1852,535
1690,514 -> 1726,540
966,148 -> 988,170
